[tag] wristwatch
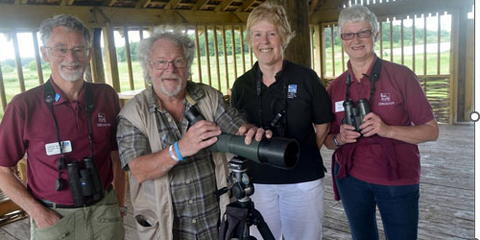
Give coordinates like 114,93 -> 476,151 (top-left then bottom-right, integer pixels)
119,206 -> 128,216
333,135 -> 341,148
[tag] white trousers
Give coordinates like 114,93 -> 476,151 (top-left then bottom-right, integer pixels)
249,179 -> 324,240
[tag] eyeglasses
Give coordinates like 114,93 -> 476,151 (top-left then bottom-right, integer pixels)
340,30 -> 373,40
45,46 -> 91,58
149,58 -> 187,70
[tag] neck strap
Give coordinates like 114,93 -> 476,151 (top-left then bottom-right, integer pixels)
44,80 -> 95,191
345,57 -> 382,103
256,67 -> 288,132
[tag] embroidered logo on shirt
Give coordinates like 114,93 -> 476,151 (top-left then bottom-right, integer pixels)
97,113 -> 111,127
287,84 -> 297,99
378,93 -> 395,106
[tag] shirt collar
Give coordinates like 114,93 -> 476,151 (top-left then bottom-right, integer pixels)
48,76 -> 87,106
346,54 -> 378,82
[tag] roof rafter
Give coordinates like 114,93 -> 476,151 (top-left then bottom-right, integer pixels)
215,0 -> 235,11
236,0 -> 255,12
102,0 -> 117,7
193,0 -> 208,11
165,0 -> 182,10
135,0 -> 151,8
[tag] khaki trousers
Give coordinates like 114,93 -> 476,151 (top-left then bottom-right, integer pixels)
30,189 -> 125,240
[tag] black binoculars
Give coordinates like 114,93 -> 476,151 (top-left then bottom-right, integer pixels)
67,158 -> 104,207
342,98 -> 370,132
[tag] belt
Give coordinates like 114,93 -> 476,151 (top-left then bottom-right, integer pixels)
40,185 -> 113,209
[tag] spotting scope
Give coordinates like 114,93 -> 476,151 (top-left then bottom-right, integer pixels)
185,106 -> 299,169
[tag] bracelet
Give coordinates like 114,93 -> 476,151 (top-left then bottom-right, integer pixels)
169,145 -> 180,161
333,135 -> 341,147
173,142 -> 184,161
119,206 -> 128,216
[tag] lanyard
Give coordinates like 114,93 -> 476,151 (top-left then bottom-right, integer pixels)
44,80 -> 95,191
256,69 -> 288,131
345,57 -> 382,104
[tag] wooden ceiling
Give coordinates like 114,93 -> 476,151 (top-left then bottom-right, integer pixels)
0,0 -> 474,29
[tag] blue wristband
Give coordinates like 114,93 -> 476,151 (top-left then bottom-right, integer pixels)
174,142 -> 184,161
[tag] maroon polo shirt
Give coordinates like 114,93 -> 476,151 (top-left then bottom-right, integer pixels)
327,55 -> 435,186
0,78 -> 120,205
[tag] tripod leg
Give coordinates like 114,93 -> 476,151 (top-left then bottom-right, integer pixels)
250,208 -> 275,240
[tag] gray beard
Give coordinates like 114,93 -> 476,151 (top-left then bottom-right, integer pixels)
60,70 -> 83,82
161,81 -> 183,97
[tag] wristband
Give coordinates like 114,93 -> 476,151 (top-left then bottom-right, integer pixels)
169,145 -> 180,161
173,142 -> 184,161
333,135 -> 341,147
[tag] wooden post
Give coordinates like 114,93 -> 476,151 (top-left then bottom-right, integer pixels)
103,25 -> 121,92
0,61 -> 6,112
455,7 -> 468,122
90,28 -> 105,84
270,0 -> 311,68
32,30 -> 44,85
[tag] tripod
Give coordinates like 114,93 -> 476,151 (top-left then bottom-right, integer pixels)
217,157 -> 275,240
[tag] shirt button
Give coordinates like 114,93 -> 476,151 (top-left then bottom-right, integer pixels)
188,199 -> 193,204
185,179 -> 191,184
192,219 -> 197,224
167,117 -> 172,122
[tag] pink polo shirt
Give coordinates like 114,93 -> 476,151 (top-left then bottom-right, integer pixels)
0,78 -> 119,205
327,56 -> 435,186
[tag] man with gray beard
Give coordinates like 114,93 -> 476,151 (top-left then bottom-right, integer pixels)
116,27 -> 271,240
0,14 -> 126,240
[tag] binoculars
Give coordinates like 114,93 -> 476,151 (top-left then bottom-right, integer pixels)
67,157 -> 104,207
342,98 -> 370,132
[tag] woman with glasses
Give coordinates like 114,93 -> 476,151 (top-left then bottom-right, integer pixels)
230,2 -> 332,239
324,5 -> 439,240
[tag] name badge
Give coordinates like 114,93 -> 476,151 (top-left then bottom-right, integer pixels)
335,100 -> 345,113
45,141 -> 72,156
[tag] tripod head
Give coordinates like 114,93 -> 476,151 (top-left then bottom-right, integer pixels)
215,156 -> 254,206
217,156 -> 275,240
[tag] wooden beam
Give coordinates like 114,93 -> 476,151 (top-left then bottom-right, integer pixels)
60,0 -> 75,6
194,25 -> 203,83
236,0 -> 256,12
203,26 -> 212,86
273,0 -> 311,68
90,28 -> 105,83
193,0 -> 208,11
309,0 -> 319,17
0,61 -> 6,112
102,0 -> 117,7
164,0 -> 181,10
31,30 -> 44,85
0,4 -> 250,29
215,0 -> 235,12
310,0 -> 473,23
454,7 -> 469,122
102,25 -> 120,92
135,0 -> 150,8
11,29 -> 25,93
123,26 -> 135,90
222,25 -> 229,90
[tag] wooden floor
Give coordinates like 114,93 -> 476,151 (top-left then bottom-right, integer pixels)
0,124 -> 474,240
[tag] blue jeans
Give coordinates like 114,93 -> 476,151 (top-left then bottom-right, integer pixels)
334,162 -> 419,240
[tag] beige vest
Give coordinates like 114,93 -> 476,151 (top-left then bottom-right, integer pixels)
119,85 -> 230,240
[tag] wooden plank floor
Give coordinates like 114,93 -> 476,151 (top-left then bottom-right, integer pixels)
0,124 -> 474,239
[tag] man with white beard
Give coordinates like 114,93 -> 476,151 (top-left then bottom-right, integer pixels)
0,14 -> 126,240
116,28 -> 271,240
